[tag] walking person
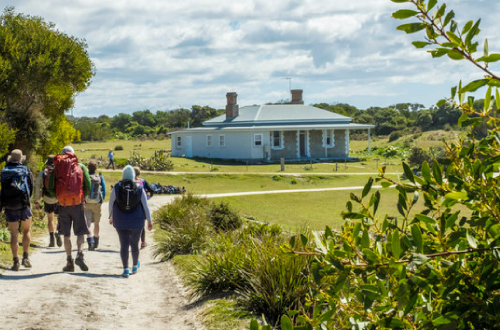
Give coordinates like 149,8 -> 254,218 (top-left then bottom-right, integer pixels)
106,149 -> 115,170
84,160 -> 106,251
34,155 -> 61,248
48,146 -> 91,272
109,165 -> 152,278
133,166 -> 154,248
0,149 -> 34,271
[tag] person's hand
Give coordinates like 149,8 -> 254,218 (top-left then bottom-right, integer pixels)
109,218 -> 113,225
147,221 -> 153,231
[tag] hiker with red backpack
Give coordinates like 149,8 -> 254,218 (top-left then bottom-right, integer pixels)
0,149 -> 34,271
34,155 -> 62,248
84,160 -> 106,251
48,146 -> 91,272
109,165 -> 152,278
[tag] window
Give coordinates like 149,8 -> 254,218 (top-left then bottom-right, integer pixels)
206,135 -> 213,147
271,131 -> 283,148
219,134 -> 225,147
323,130 -> 335,147
176,136 -> 182,148
254,134 -> 263,146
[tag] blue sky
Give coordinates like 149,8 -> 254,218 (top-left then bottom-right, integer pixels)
3,0 -> 498,117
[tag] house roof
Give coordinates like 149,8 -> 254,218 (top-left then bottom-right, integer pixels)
203,104 -> 353,127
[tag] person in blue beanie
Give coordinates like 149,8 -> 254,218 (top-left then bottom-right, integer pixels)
108,165 -> 152,278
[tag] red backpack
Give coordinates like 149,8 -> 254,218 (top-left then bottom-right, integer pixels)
54,152 -> 84,206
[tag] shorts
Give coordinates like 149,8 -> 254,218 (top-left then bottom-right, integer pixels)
58,204 -> 90,237
5,207 -> 33,222
84,203 -> 102,226
44,202 -> 59,214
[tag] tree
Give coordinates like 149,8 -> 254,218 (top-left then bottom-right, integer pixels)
0,7 -> 94,159
252,1 -> 500,329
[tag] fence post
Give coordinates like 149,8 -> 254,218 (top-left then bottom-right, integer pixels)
280,158 -> 285,172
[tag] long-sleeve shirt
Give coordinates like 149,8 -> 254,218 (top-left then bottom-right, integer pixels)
108,184 -> 151,230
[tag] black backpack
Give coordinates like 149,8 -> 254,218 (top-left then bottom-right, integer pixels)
1,165 -> 31,209
115,180 -> 141,212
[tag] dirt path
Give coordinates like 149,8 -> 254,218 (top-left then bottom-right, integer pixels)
0,195 -> 205,330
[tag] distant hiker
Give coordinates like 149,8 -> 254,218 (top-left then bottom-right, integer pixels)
109,165 -> 152,278
133,166 -> 154,248
84,160 -> 106,251
34,155 -> 61,248
106,149 -> 115,170
49,146 -> 91,272
0,149 -> 34,271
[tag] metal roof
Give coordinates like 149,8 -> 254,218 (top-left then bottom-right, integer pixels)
203,104 -> 353,127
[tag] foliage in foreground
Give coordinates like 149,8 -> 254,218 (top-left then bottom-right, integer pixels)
252,0 -> 500,329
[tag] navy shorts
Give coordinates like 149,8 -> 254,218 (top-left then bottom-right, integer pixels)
5,207 -> 33,222
58,204 -> 90,237
44,202 -> 59,214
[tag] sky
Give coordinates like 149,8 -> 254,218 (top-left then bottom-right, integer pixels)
2,0 -> 498,117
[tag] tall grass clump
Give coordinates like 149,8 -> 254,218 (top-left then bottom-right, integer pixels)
209,201 -> 243,231
154,193 -> 214,260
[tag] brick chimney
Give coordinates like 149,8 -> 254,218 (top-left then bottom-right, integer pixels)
225,92 -> 239,119
290,89 -> 304,104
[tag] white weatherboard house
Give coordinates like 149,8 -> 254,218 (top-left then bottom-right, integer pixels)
170,90 -> 375,162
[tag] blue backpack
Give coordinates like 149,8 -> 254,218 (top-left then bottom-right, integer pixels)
1,165 -> 31,209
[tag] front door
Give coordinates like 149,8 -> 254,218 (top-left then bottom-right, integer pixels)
299,131 -> 307,157
185,135 -> 193,158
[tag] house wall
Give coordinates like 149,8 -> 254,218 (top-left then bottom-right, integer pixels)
269,131 -> 298,160
308,130 -> 349,159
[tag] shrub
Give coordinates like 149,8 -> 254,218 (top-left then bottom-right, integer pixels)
271,175 -> 282,181
114,145 -> 124,151
209,202 -> 242,232
128,150 -> 174,171
388,130 -> 403,142
113,158 -> 128,169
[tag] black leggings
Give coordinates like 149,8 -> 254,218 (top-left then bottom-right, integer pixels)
116,228 -> 142,269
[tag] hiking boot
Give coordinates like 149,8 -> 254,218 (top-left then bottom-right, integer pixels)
94,236 -> 99,249
49,234 -> 55,247
63,259 -> 74,272
75,253 -> 89,271
11,259 -> 20,271
55,232 -> 62,247
87,237 -> 95,251
21,257 -> 32,268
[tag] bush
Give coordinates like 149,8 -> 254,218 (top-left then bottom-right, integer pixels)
114,145 -> 124,151
113,158 -> 128,169
388,130 -> 403,142
209,202 -> 242,232
128,151 -> 174,171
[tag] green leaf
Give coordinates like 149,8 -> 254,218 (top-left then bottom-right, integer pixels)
390,0 -> 410,3
403,162 -> 414,183
415,214 -> 436,224
445,192 -> 468,200
484,38 -> 489,56
427,0 -> 437,11
392,9 -> 419,19
484,86 -> 492,112
421,161 -> 431,183
466,230 -> 478,249
361,229 -> 370,249
432,161 -> 443,185
443,11 -> 455,27
410,253 -> 429,265
447,49 -> 465,60
397,23 -> 426,34
280,315 -> 293,330
363,248 -> 380,264
436,3 -> 446,19
451,86 -> 457,99
465,19 -> 481,45
459,79 -> 489,93
381,181 -> 392,188
430,48 -> 449,58
462,20 -> 474,35
250,320 -> 260,330
436,99 -> 446,107
411,224 -> 423,253
496,89 -> 500,111
446,31 -> 462,46
362,177 -> 373,198
392,231 -> 401,259
412,41 -> 430,49
488,79 -> 500,87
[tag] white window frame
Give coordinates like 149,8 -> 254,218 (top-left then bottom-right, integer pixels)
218,134 -> 225,147
176,136 -> 182,148
323,130 -> 335,148
271,131 -> 284,149
206,134 -> 213,147
254,133 -> 263,147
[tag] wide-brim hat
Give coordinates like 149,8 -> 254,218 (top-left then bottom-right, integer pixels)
62,146 -> 75,154
7,149 -> 26,163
